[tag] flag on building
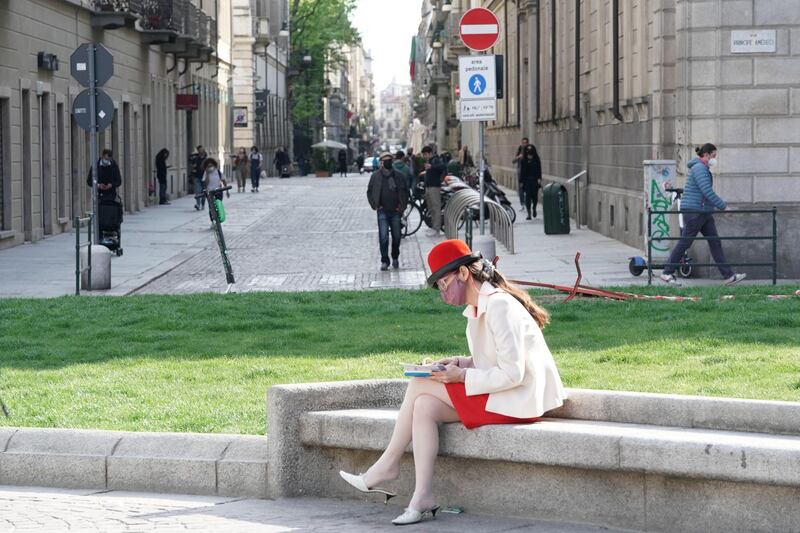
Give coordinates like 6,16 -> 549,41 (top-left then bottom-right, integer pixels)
409,36 -> 417,81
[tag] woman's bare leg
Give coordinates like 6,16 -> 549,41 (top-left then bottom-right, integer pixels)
361,378 -> 454,488
408,394 -> 459,510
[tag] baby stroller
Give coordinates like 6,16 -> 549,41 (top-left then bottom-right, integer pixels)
98,195 -> 123,256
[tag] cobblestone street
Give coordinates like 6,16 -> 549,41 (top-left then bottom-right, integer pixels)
133,175 -> 430,294
0,486 -> 626,532
0,173 -> 665,299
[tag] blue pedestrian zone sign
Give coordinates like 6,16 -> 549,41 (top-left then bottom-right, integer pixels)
468,74 -> 486,95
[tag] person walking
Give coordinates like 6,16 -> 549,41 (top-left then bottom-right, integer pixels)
367,152 -> 409,271
519,144 -> 542,219
249,146 -> 263,192
421,145 -> 446,237
356,153 -> 365,175
339,239 -> 567,525
232,148 -> 249,193
337,149 -> 348,177
660,143 -> 747,286
458,145 -> 475,177
87,148 -> 122,200
393,150 -> 414,195
190,145 -> 207,210
512,137 -> 530,210
155,148 -> 171,205
274,146 -> 291,178
202,158 -> 229,227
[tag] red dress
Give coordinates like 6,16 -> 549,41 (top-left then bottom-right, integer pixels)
445,382 -> 540,430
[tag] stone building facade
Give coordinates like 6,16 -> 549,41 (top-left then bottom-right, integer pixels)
418,0 -> 800,278
0,0 -> 234,250
232,0 -> 290,161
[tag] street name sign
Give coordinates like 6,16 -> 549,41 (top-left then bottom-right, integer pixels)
459,7 -> 500,52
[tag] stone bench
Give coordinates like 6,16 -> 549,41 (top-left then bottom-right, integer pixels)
0,428 -> 268,498
267,380 -> 800,533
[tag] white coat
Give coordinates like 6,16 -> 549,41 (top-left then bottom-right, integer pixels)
463,282 -> 567,419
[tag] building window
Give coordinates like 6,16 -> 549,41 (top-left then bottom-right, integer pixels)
22,89 -> 33,241
609,204 -> 615,228
0,97 -> 9,231
624,205 -> 629,232
40,93 -> 53,235
57,102 -> 66,219
597,201 -> 602,223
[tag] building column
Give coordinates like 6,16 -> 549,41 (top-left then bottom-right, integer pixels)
436,84 -> 448,152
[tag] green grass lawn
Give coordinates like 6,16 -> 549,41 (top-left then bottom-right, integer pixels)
1,285 -> 799,434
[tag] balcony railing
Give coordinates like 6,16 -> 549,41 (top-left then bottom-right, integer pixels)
139,0 -> 183,32
93,0 -> 143,12
91,0 -> 142,29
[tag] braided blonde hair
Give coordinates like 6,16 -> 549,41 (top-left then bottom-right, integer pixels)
466,259 -> 550,328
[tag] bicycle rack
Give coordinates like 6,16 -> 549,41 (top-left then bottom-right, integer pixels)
444,189 -> 515,253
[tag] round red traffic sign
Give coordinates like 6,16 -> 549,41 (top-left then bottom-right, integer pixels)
459,8 -> 500,52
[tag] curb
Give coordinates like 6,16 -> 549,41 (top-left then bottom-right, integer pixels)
0,428 -> 268,498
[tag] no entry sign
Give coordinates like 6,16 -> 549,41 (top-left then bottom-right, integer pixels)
459,8 -> 500,52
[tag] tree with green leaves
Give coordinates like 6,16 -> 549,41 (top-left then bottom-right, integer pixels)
290,0 -> 360,157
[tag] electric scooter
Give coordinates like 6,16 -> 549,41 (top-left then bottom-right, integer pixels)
196,185 -> 236,292
629,187 -> 694,277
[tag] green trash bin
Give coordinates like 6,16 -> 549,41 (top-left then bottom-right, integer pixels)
543,183 -> 570,234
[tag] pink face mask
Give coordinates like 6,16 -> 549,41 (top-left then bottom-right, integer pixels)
439,273 -> 467,306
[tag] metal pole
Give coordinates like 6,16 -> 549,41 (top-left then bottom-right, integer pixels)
75,217 -> 80,296
88,43 -> 99,243
772,206 -> 777,285
647,208 -> 652,286
88,213 -> 93,292
479,120 -> 485,235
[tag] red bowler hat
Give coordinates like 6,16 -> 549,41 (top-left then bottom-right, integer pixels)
427,239 -> 482,288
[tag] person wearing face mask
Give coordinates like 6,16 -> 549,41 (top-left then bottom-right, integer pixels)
249,146 -> 263,192
202,158 -> 229,225
339,239 -> 566,525
660,143 -> 746,286
367,152 -> 409,271
520,144 -> 542,219
86,149 -> 122,200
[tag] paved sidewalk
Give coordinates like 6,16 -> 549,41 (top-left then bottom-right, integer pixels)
0,486 -> 629,532
0,173 -> 696,298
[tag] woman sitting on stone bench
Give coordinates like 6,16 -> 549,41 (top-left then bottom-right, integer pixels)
340,239 -> 567,525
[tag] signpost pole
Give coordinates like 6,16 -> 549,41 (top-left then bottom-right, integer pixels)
479,120 -> 485,235
88,43 -> 99,243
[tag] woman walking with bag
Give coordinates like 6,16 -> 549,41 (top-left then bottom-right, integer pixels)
339,239 -> 567,525
519,144 -> 542,219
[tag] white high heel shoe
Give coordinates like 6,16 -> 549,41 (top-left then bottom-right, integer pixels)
391,505 -> 440,526
339,470 -> 397,504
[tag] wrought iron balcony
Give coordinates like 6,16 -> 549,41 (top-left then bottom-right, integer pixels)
91,0 -> 142,30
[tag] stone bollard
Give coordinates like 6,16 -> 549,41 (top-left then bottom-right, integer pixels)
80,244 -> 113,290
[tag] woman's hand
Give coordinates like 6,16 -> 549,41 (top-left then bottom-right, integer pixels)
430,364 -> 466,384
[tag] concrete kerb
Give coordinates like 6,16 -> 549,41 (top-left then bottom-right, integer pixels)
0,428 -> 268,498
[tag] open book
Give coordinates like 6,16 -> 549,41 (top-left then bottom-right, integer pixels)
402,363 -> 446,377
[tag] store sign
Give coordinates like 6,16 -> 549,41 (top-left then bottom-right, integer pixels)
731,30 -> 777,53
175,94 -> 199,111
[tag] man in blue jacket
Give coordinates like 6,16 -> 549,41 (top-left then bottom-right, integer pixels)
661,143 -> 746,286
